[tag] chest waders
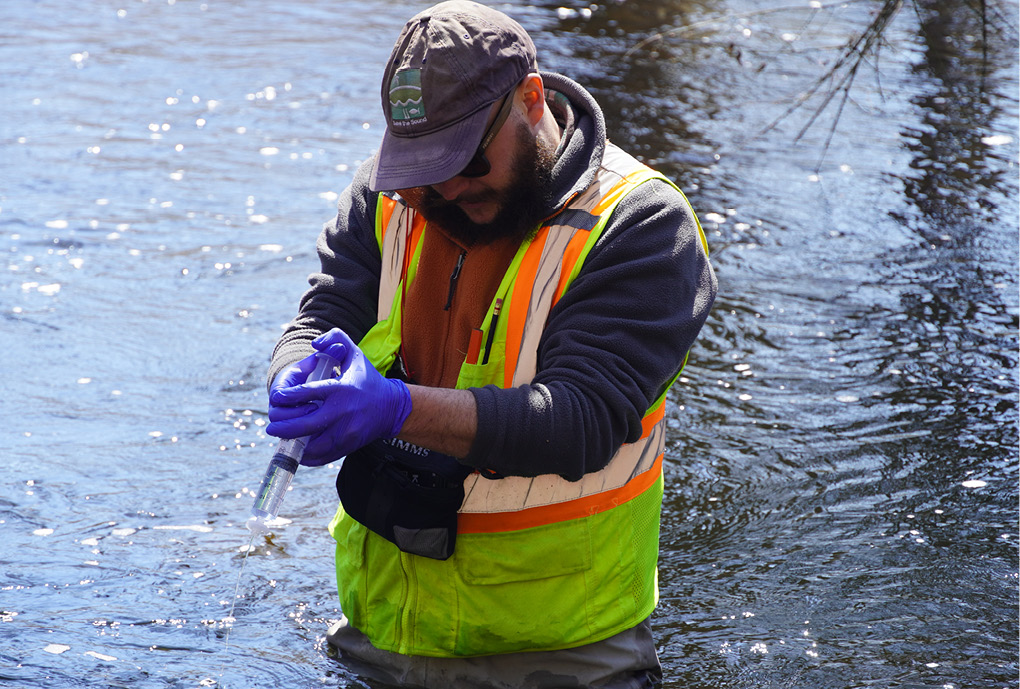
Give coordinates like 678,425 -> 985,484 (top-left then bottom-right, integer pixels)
329,143 -> 707,657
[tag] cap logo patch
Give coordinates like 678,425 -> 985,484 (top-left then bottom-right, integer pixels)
389,69 -> 426,125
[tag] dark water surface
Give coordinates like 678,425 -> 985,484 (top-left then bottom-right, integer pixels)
1,1 -> 1016,687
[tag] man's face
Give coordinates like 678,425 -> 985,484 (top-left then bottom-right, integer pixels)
400,116 -> 557,246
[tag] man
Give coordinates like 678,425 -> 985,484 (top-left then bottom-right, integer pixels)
265,1 -> 717,687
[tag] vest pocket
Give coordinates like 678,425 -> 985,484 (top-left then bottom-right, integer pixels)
456,518 -> 591,584
452,519 -> 594,653
455,351 -> 505,389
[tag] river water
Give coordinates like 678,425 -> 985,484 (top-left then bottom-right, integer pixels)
1,1 -> 1016,687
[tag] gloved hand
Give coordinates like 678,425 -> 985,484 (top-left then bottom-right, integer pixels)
266,328 -> 412,466
270,344 -> 344,393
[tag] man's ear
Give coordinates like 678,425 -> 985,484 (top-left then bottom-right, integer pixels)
519,73 -> 545,125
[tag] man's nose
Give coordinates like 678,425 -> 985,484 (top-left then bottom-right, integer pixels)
431,175 -> 470,201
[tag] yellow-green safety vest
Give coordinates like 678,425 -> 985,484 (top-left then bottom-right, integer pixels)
329,142 -> 706,657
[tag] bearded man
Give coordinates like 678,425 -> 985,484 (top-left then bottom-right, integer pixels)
265,2 -> 717,687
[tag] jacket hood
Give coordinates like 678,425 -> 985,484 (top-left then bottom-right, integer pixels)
539,71 -> 607,216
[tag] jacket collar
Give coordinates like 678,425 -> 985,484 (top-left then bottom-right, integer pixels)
539,72 -> 606,217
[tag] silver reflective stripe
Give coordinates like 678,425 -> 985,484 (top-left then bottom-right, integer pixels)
460,419 -> 664,513
378,202 -> 414,322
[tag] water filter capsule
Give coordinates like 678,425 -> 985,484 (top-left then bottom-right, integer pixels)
246,351 -> 339,536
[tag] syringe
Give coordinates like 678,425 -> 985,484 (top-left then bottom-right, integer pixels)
246,351 -> 340,536
226,351 -> 340,647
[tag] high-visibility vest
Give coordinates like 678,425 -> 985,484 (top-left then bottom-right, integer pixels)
329,143 -> 706,657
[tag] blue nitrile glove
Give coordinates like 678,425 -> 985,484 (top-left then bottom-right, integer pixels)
266,328 -> 412,466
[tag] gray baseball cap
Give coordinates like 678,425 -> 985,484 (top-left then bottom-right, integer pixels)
369,1 -> 537,191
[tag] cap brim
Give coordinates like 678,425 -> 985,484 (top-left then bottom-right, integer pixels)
369,107 -> 491,191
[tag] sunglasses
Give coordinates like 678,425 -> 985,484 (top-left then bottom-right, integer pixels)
457,92 -> 515,178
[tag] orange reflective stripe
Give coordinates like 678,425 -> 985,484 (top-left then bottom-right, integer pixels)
377,195 -> 425,263
503,227 -> 549,388
590,168 -> 651,216
407,213 -> 426,266
640,400 -> 664,439
552,229 -> 591,307
458,455 -> 663,534
378,196 -> 399,245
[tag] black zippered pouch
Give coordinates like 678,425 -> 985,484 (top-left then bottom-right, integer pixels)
337,437 -> 472,560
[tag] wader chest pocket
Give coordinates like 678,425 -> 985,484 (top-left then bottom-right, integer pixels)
337,438 -> 471,561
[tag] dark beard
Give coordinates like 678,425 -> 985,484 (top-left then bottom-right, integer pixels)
401,123 -> 559,246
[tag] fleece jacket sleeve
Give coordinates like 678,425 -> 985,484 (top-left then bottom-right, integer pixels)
466,178 -> 717,480
267,159 -> 382,389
